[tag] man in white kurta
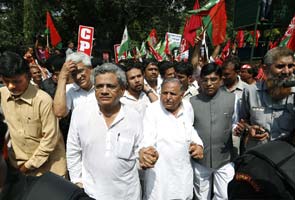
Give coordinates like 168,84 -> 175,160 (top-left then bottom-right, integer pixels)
67,63 -> 142,200
139,78 -> 204,200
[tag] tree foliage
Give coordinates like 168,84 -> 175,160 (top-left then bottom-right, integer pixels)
0,0 -> 255,54
1,0 -> 198,53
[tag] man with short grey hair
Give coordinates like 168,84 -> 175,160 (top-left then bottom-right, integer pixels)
67,63 -> 143,200
53,52 -> 95,118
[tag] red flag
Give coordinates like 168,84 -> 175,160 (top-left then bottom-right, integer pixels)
221,40 -> 231,60
183,0 -> 203,47
147,29 -> 158,47
46,11 -> 62,47
147,41 -> 163,62
287,31 -> 295,51
269,40 -> 279,49
279,15 -> 295,50
203,0 -> 227,46
215,40 -> 231,66
164,33 -> 171,55
250,30 -> 261,47
236,30 -> 244,48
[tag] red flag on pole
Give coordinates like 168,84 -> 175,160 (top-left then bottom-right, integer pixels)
236,30 -> 244,48
249,30 -> 261,47
183,0 -> 203,47
202,0 -> 227,46
147,41 -> 163,62
46,11 -> 62,47
279,15 -> 295,51
287,31 -> 295,51
147,29 -> 158,47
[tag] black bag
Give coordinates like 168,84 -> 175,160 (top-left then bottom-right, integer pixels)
228,140 -> 295,200
25,172 -> 93,200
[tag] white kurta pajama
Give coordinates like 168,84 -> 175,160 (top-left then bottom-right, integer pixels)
141,100 -> 203,200
67,102 -> 143,200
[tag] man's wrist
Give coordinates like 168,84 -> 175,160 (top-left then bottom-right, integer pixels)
145,89 -> 153,95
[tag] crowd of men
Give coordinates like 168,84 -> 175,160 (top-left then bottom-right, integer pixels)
0,44 -> 294,200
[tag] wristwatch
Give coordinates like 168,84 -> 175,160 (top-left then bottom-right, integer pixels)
145,89 -> 153,94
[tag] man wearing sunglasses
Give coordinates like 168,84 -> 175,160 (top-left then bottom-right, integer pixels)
234,47 -> 295,151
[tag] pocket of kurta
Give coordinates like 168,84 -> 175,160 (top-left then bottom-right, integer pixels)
116,137 -> 134,160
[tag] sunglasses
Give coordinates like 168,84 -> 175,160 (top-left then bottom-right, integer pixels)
275,63 -> 295,69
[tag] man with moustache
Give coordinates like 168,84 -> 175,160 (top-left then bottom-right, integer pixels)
234,47 -> 295,150
143,59 -> 162,95
139,78 -> 203,200
190,63 -> 237,200
67,63 -> 142,199
121,61 -> 158,117
53,52 -> 95,118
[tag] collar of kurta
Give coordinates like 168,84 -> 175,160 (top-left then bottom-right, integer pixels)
72,82 -> 94,92
7,84 -> 37,105
98,104 -> 125,128
123,90 -> 145,101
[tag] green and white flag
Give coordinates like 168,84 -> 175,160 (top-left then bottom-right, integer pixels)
140,41 -> 147,56
118,26 -> 131,57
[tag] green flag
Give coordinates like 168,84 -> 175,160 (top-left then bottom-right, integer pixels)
188,0 -> 220,14
118,26 -> 131,57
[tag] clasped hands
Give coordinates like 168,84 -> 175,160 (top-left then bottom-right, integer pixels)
139,143 -> 203,169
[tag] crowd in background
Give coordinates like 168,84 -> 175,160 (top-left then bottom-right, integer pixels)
0,38 -> 294,200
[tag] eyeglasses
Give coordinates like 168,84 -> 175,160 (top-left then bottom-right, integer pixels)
275,63 -> 295,69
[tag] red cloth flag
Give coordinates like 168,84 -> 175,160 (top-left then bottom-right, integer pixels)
279,15 -> 295,50
236,30 -> 244,48
215,40 -> 231,66
147,29 -> 158,47
221,40 -> 231,61
202,0 -> 227,46
287,31 -> 295,51
147,41 -> 163,62
249,30 -> 261,47
164,32 -> 171,55
269,40 -> 279,49
183,0 -> 202,47
46,11 -> 62,47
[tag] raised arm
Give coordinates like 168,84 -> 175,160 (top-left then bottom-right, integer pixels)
53,61 -> 76,118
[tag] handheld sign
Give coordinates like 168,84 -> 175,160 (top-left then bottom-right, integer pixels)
77,25 -> 94,56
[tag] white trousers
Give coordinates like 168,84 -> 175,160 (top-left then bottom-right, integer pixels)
193,162 -> 235,200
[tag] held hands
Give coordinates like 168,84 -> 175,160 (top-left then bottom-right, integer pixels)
248,125 -> 269,141
189,143 -> 203,160
233,119 -> 247,136
139,146 -> 159,169
234,119 -> 269,141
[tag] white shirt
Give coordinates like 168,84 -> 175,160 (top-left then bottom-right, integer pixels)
67,103 -> 143,200
120,90 -> 151,118
66,83 -> 96,112
141,100 -> 203,200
